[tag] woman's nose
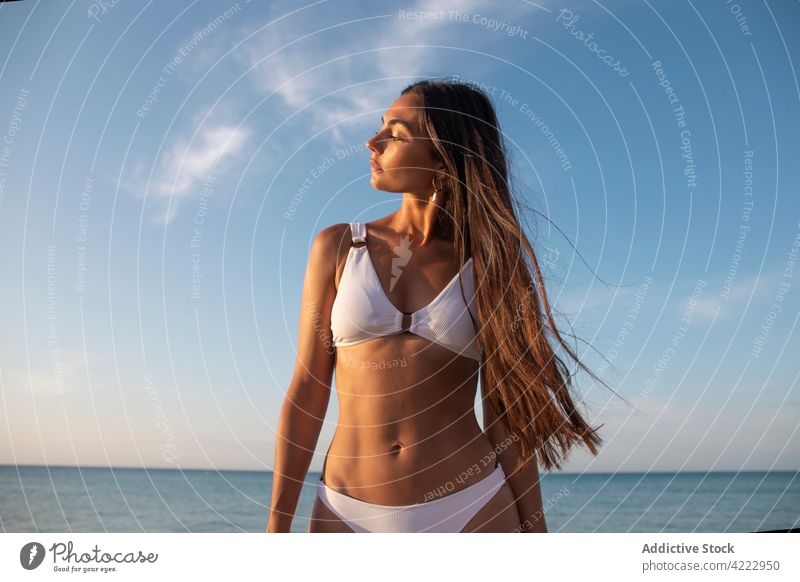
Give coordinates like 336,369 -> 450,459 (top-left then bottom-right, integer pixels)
366,131 -> 382,152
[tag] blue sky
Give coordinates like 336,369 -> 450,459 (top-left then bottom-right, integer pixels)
0,0 -> 798,473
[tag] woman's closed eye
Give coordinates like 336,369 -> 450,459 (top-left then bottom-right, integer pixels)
374,131 -> 403,141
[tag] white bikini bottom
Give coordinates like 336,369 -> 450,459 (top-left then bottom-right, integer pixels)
315,463 -> 506,533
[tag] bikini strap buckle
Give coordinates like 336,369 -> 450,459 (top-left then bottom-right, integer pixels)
350,222 -> 367,244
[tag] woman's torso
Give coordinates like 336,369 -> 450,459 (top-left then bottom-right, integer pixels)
323,221 -> 497,505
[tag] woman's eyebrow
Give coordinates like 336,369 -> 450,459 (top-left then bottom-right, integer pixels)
380,115 -> 414,131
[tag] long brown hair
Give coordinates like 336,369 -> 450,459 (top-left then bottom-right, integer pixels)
401,78 -> 609,473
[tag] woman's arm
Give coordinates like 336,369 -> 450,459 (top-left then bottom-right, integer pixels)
266,225 -> 343,532
480,376 -> 548,533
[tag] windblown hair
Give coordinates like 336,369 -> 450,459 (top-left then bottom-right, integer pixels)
401,78 -> 607,473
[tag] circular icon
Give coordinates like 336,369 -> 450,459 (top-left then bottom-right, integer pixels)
20,542 -> 46,570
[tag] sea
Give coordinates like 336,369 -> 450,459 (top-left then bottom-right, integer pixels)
1,466 -> 797,533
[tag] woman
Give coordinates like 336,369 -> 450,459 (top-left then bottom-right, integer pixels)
267,79 -> 605,533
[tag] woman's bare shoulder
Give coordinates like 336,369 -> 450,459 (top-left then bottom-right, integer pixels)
313,223 -> 352,258
307,224 -> 354,290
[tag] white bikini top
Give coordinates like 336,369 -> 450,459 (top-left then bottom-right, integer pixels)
330,222 -> 482,361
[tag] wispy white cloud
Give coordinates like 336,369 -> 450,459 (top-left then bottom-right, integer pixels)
234,0 -> 543,141
684,271 -> 778,323
149,123 -> 251,225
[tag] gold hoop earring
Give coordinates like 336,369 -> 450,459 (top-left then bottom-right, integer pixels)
431,177 -> 443,203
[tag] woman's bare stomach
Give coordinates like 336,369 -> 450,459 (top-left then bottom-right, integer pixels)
321,336 -> 499,506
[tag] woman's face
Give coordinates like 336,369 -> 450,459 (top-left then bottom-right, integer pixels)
365,93 -> 443,195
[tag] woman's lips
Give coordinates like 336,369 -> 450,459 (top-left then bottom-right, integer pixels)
370,160 -> 382,172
